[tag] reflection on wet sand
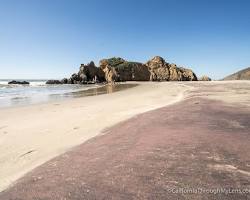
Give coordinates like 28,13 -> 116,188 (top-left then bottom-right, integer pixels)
51,83 -> 138,99
10,96 -> 32,107
4,83 -> 138,108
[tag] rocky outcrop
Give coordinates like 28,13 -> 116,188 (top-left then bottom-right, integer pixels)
223,67 -> 250,80
199,75 -> 211,81
62,61 -> 105,84
52,56 -> 197,84
61,78 -> 68,84
146,56 -> 197,81
8,80 -> 30,85
46,80 -> 62,84
99,56 -> 197,83
99,57 -> 150,83
78,61 -> 105,82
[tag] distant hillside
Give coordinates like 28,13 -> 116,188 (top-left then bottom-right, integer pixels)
223,67 -> 250,80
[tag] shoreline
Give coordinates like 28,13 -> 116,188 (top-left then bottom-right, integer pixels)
0,82 -> 191,192
0,82 -> 138,109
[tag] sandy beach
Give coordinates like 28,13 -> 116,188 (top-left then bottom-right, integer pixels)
0,82 -> 191,192
1,1 -> 249,198
0,81 -> 249,199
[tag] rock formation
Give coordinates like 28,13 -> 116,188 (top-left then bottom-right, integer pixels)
8,80 -> 30,85
100,56 -> 197,83
65,61 -> 105,84
45,80 -> 62,84
46,61 -> 105,84
145,56 -> 197,81
199,75 -> 211,81
223,67 -> 250,80
79,61 -> 105,82
99,57 -> 150,83
47,56 -> 198,84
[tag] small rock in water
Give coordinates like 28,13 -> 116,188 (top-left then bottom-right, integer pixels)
8,80 -> 30,85
45,80 -> 62,84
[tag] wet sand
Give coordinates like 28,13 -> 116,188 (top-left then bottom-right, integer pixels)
0,83 -> 138,108
65,83 -> 139,97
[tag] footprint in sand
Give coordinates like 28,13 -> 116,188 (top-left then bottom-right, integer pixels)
0,126 -> 7,130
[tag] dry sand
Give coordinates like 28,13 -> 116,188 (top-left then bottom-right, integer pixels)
0,82 -> 190,192
184,80 -> 250,106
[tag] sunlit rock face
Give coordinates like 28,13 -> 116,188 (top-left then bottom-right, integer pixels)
58,56 -> 198,84
99,57 -> 150,83
99,56 -> 197,83
145,56 -> 197,81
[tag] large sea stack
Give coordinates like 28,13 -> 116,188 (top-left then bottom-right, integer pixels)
46,56 -> 198,84
99,56 -> 197,83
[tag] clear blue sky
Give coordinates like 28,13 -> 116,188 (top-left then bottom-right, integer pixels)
0,0 -> 249,80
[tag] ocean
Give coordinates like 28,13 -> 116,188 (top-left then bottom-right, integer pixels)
0,79 -> 102,108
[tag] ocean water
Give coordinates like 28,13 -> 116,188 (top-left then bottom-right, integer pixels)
0,80 -> 102,108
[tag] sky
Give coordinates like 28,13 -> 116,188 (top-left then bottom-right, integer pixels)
0,0 -> 249,80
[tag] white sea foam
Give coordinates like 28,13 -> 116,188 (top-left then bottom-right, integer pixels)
30,81 -> 46,86
0,80 -> 101,108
